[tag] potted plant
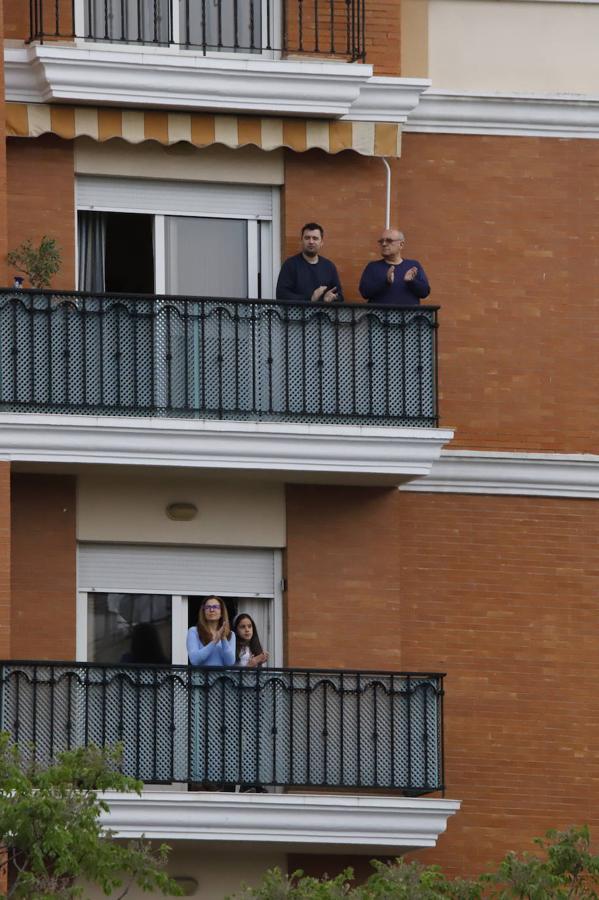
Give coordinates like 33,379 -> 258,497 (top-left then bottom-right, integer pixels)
7,235 -> 62,290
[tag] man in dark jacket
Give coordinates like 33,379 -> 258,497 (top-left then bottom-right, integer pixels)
276,223 -> 344,303
359,228 -> 430,305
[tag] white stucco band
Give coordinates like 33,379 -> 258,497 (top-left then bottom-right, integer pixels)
400,449 -> 599,498
101,790 -> 461,852
405,89 -> 599,139
0,413 -> 454,485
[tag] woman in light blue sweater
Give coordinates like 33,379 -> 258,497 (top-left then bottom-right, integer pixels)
187,596 -> 236,666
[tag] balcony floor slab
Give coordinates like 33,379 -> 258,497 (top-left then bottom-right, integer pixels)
101,790 -> 460,852
0,413 -> 454,485
5,43 -> 430,122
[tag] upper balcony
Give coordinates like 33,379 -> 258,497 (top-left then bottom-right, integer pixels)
0,659 -> 459,852
6,1 -> 432,120
29,0 -> 366,61
0,288 -> 453,484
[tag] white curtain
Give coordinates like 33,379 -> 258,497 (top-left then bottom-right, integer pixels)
77,211 -> 107,292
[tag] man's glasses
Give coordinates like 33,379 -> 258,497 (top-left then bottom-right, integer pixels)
377,238 -> 401,244
204,605 -> 221,612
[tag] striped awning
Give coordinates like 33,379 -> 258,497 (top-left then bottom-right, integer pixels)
6,102 -> 401,158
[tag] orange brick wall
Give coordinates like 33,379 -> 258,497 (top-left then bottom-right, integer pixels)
11,474 -> 77,660
3,0 -> 28,40
4,0 -> 74,40
397,491 -> 599,875
285,487 -> 599,878
364,0 -> 401,74
284,135 -> 599,454
284,0 -> 399,72
0,463 -> 11,658
6,137 -> 76,290
285,484 -> 401,669
398,133 -> 599,454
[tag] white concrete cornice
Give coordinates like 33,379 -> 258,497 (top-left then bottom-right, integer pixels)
4,44 -> 371,117
101,790 -> 460,851
341,76 -> 432,123
400,449 -> 599,498
405,89 -> 599,139
4,43 -> 429,123
0,413 -> 454,485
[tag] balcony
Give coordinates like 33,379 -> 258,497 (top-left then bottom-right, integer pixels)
0,290 -> 437,426
0,289 -> 453,485
0,661 -> 460,851
0,661 -> 444,793
7,0 -> 431,121
29,0 -> 366,61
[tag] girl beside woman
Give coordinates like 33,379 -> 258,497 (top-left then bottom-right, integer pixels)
232,613 -> 269,668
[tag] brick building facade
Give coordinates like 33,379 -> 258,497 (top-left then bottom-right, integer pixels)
0,0 -> 598,895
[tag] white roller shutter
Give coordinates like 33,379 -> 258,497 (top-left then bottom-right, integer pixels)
78,543 -> 276,597
76,175 -> 273,219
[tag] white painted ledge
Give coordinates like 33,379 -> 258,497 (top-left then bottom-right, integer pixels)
0,413 -> 454,485
5,43 -> 430,122
404,89 -> 599,139
101,790 -> 460,851
400,449 -> 599,498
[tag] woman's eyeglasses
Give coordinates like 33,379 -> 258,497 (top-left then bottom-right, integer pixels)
204,605 -> 221,612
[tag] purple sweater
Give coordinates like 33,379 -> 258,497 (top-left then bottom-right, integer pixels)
359,258 -> 430,306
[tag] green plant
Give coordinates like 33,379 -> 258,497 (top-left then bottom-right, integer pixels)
230,827 -> 599,900
0,733 -> 182,899
7,236 -> 62,289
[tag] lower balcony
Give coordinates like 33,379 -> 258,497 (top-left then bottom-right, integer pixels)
1,661 -> 443,792
0,661 -> 459,850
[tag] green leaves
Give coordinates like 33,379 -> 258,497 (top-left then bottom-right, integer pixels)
0,734 -> 181,899
7,236 -> 62,290
230,827 -> 599,900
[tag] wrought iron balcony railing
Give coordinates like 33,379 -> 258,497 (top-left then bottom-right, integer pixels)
0,290 -> 439,427
0,661 -> 444,793
29,0 -> 366,61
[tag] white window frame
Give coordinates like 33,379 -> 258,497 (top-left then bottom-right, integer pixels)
73,0 -> 283,60
76,550 -> 284,666
76,185 -> 280,300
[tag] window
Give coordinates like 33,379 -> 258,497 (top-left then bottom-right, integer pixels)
76,177 -> 278,299
77,544 -> 283,665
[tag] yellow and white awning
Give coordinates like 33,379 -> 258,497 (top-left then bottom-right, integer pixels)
6,102 -> 401,158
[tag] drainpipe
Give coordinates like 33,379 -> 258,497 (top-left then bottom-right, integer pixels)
381,158 -> 391,228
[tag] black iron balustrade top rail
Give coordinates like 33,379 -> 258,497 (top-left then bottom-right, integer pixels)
0,289 -> 439,427
0,661 -> 445,794
29,0 -> 367,62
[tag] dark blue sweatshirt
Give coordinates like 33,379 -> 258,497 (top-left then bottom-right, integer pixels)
359,258 -> 430,305
276,254 -> 344,303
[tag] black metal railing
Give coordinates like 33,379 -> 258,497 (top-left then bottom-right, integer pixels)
0,290 -> 439,427
0,661 -> 444,793
28,0 -> 366,61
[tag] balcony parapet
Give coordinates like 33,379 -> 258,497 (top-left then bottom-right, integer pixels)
28,0 -> 367,62
0,661 -> 445,795
0,290 -> 439,428
0,290 -> 453,483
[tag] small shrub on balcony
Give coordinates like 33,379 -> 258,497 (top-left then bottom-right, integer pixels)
7,236 -> 62,289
